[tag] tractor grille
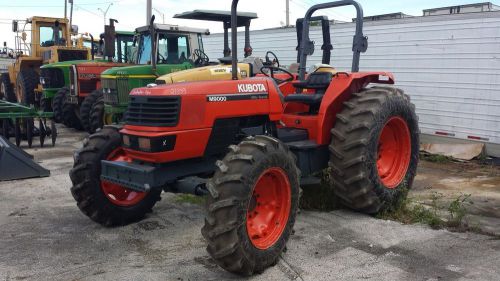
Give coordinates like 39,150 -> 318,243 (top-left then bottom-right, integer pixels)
40,68 -> 64,89
126,96 -> 181,127
58,49 -> 88,62
117,78 -> 131,104
102,77 -> 130,106
102,78 -> 118,105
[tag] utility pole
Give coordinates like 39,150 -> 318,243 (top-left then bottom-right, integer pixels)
64,0 -> 67,19
286,0 -> 290,27
153,7 -> 165,24
147,0 -> 152,25
98,3 -> 113,26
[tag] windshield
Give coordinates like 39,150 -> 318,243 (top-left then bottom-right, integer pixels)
40,25 -> 65,47
137,33 -> 152,64
116,35 -> 135,63
136,31 -> 191,65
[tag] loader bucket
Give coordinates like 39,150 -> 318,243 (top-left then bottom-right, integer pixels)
0,136 -> 50,181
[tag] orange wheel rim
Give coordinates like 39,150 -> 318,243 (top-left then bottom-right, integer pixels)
100,148 -> 147,206
377,116 -> 411,189
246,167 -> 291,250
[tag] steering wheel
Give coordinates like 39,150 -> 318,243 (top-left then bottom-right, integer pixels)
260,66 -> 294,85
193,49 -> 210,66
264,51 -> 280,68
157,53 -> 167,63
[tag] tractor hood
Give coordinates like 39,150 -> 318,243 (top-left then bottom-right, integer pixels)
156,63 -> 252,84
101,62 -> 193,79
40,59 -> 107,69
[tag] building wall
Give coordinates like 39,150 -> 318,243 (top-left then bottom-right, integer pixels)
203,11 -> 500,156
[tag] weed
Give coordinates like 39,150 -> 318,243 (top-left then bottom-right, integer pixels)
175,194 -> 205,205
299,169 -> 341,211
447,194 -> 473,227
421,153 -> 453,163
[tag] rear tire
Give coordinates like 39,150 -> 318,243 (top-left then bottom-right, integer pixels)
89,95 -> 104,133
80,89 -> 102,132
69,126 -> 162,226
0,73 -> 15,102
329,86 -> 419,214
202,135 -> 300,275
53,88 -> 67,123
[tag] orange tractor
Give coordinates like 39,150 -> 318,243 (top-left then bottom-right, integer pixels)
70,0 -> 419,275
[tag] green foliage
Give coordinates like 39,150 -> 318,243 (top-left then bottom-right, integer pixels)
299,169 -> 341,211
447,194 -> 473,227
175,194 -> 205,205
379,192 -> 475,231
421,153 -> 453,163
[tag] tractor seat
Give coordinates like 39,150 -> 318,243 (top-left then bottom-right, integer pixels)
284,72 -> 333,106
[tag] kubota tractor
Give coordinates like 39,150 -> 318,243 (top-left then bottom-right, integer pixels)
70,0 -> 419,275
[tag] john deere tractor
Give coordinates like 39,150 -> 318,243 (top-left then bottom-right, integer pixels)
0,17 -> 89,107
84,17 -> 214,133
40,19 -> 134,129
71,0 -> 419,276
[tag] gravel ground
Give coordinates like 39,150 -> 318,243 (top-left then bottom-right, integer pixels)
0,127 -> 499,281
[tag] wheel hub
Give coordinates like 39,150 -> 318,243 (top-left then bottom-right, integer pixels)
100,148 -> 147,206
376,116 -> 411,188
246,167 -> 291,250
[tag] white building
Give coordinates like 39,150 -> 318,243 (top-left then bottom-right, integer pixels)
203,4 -> 500,156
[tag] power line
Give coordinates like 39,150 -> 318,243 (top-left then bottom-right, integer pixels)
2,1 -> 119,8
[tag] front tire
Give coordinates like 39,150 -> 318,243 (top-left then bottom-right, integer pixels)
62,99 -> 83,130
15,68 -> 38,106
52,88 -> 67,123
80,89 -> 102,132
89,95 -> 104,133
69,126 -> 162,226
329,86 -> 419,214
202,135 -> 300,275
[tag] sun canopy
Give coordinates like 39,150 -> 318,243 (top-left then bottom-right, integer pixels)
174,10 -> 257,26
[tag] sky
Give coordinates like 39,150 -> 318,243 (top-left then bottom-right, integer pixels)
0,0 -> 492,47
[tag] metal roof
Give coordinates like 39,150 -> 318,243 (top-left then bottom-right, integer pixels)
135,24 -> 209,35
174,10 -> 257,26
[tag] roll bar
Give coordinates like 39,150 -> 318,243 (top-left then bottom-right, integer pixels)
297,0 -> 368,80
231,0 -> 239,80
296,16 -> 332,65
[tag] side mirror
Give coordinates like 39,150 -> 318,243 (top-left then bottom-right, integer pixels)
12,20 -> 18,32
71,25 -> 79,34
3,42 -> 6,47
21,32 -> 27,41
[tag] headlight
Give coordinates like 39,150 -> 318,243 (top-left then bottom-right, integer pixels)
39,77 -> 45,85
122,135 -> 130,147
138,137 -> 151,151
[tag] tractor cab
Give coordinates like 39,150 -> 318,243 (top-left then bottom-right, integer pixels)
1,16 -> 90,107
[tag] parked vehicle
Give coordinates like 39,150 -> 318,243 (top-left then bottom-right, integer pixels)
70,0 -> 419,275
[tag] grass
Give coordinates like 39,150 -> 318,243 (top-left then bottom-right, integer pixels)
174,194 -> 206,205
299,169 -> 342,211
421,153 -> 454,163
378,192 -> 476,232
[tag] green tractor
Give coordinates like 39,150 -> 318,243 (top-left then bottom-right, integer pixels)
85,16 -> 211,133
40,20 -> 134,127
